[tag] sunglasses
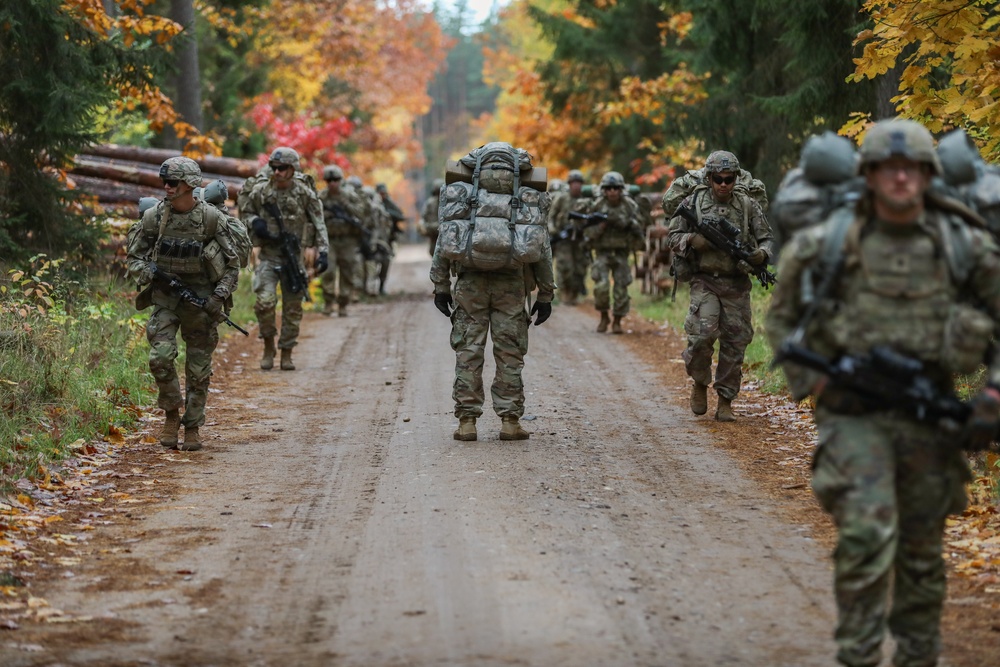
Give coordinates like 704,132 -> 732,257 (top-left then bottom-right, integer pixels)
326,176 -> 343,182
604,185 -> 623,191
711,174 -> 736,185
271,164 -> 293,173
162,179 -> 180,187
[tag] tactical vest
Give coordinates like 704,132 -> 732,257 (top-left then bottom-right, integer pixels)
142,201 -> 224,280
688,187 -> 755,276
586,197 -> 639,250
253,183 -> 313,261
322,192 -> 362,238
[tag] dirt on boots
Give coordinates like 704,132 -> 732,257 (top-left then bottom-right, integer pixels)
453,417 -> 477,441
597,311 -> 611,333
499,416 -> 530,441
690,383 -> 708,416
260,337 -> 276,370
160,409 -> 180,448
179,426 -> 203,451
280,348 -> 295,371
715,396 -> 736,422
612,316 -> 623,334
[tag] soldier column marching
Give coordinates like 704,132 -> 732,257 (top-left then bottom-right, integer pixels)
319,165 -> 365,316
421,179 -> 444,256
666,150 -> 773,421
767,119 -> 1000,667
547,169 -> 592,305
242,147 -> 329,371
126,157 -> 241,451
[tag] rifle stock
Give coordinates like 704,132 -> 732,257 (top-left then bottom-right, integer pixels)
675,205 -> 776,289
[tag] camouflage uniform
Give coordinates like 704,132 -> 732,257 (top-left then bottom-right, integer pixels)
430,247 -> 555,423
547,170 -> 592,304
666,151 -> 773,413
242,148 -> 329,354
585,172 -> 642,323
767,119 -> 1000,667
319,165 -> 366,313
421,179 -> 443,255
126,157 -> 240,441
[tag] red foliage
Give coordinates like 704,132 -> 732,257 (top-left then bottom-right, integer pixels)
248,95 -> 354,172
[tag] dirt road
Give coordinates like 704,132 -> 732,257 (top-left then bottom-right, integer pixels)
3,245 -> 840,666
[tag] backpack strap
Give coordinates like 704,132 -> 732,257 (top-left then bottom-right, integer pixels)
201,201 -> 220,240
464,152 -> 484,266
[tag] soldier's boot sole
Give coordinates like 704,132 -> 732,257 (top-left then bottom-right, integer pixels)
715,397 -> 737,422
611,317 -> 623,334
160,409 -> 181,448
499,418 -> 530,441
690,383 -> 709,416
178,427 -> 203,452
280,349 -> 295,371
260,337 -> 276,371
597,311 -> 611,333
453,418 -> 477,441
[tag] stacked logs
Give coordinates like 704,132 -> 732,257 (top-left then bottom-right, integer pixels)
70,144 -> 260,218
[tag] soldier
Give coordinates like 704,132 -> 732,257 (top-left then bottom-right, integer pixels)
547,169 -> 592,306
242,147 -> 329,371
318,165 -> 366,316
421,179 -> 444,256
376,182 -> 406,244
666,150 -> 773,421
767,119 -> 1000,667
584,171 -> 643,333
126,157 -> 241,451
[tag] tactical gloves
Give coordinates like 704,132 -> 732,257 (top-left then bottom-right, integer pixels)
315,251 -> 329,274
747,248 -> 767,266
689,233 -> 710,251
434,293 -> 453,317
202,295 -> 225,321
530,301 -> 551,326
251,217 -> 279,241
964,386 -> 1000,451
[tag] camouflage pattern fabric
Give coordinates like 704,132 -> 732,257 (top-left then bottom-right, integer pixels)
422,194 -> 441,255
252,258 -> 304,349
321,239 -> 360,307
766,203 -> 1000,667
547,190 -> 592,302
590,249 -> 632,318
585,195 -> 640,316
146,302 -> 219,427
682,274 -> 753,401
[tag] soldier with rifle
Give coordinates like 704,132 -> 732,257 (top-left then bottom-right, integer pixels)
242,147 -> 329,371
767,119 -> 1000,667
319,165 -> 368,316
546,170 -> 592,305
666,150 -> 774,421
126,157 -> 243,451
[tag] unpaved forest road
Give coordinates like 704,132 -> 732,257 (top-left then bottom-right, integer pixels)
4,245 -> 842,666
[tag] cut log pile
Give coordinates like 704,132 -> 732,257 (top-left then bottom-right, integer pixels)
70,144 -> 260,219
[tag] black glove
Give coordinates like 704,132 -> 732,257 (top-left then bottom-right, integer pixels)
202,295 -> 225,321
747,248 -> 767,266
434,293 -> 453,317
315,251 -> 329,274
252,217 -> 278,241
963,386 -> 1000,451
530,301 -> 551,326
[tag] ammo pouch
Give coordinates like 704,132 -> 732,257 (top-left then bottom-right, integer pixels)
942,303 -> 994,374
670,252 -> 694,283
202,240 -> 228,283
155,238 -> 203,275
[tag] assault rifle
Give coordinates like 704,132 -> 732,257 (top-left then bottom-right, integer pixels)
551,211 -> 608,246
152,268 -> 249,336
773,340 -> 973,433
263,202 -> 312,302
324,201 -> 374,259
675,204 -> 776,289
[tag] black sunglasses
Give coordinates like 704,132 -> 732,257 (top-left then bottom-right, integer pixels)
711,174 -> 736,185
604,185 -> 623,191
326,176 -> 343,182
271,163 -> 293,172
162,178 -> 180,187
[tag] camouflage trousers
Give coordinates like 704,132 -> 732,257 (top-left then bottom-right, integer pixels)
450,271 -> 529,419
554,241 -> 590,302
320,238 -> 360,307
253,257 -> 305,349
812,408 -> 971,667
146,302 -> 219,428
682,274 -> 753,400
591,248 -> 632,317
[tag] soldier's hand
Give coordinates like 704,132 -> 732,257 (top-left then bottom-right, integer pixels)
747,247 -> 767,266
315,251 -> 329,275
964,386 -> 1000,451
689,233 -> 710,251
251,217 -> 278,241
433,293 -> 453,317
203,295 -> 225,321
530,301 -> 552,326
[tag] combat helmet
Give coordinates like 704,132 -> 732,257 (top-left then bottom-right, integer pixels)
705,150 -> 740,174
567,169 -> 585,183
937,128 -> 981,187
323,164 -> 344,181
376,183 -> 388,194
801,132 -> 858,185
599,171 -> 625,189
158,157 -> 202,188
858,118 -> 941,175
201,179 -> 229,206
346,175 -> 363,189
268,147 -> 300,171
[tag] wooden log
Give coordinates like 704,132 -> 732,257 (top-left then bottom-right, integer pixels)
70,157 -> 243,200
68,174 -> 162,203
86,143 -> 261,178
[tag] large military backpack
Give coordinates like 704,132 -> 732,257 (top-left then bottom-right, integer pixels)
435,143 -> 551,271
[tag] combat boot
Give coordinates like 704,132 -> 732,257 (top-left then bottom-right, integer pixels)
716,396 -> 736,422
160,409 -> 180,448
499,416 -> 530,441
612,316 -> 623,334
453,417 -> 477,441
260,337 -> 276,370
280,348 -> 295,371
179,426 -> 202,451
690,383 -> 708,416
597,310 -> 611,333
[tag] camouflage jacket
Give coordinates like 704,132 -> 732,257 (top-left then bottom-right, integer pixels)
242,178 -> 329,259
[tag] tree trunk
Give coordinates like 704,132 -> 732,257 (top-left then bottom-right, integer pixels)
166,0 -> 202,148
86,143 -> 259,177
